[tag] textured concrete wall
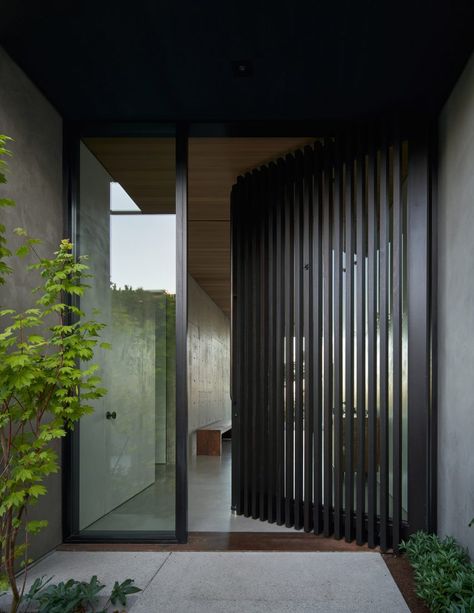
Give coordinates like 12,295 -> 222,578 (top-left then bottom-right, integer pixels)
0,47 -> 63,559
188,275 -> 231,455
438,51 -> 474,556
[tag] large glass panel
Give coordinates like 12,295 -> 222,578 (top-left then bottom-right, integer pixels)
77,137 -> 176,533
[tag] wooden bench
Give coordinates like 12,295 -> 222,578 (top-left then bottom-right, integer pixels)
196,419 -> 232,456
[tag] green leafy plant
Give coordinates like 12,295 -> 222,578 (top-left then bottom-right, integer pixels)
0,135 -> 15,282
21,575 -> 141,612
0,135 -> 108,612
400,531 -> 474,612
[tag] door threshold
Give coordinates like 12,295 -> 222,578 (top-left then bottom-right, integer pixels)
58,532 -> 379,553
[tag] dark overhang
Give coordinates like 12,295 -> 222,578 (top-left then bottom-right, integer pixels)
1,1 -> 473,122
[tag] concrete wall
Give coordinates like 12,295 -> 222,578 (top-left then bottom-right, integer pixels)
187,275 -> 231,455
0,47 -> 63,560
78,144 -> 156,528
438,51 -> 474,556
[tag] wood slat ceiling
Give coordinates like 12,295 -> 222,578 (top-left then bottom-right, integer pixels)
84,137 -> 176,214
84,137 -> 315,316
188,138 -> 315,315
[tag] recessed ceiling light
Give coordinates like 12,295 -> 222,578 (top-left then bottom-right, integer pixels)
231,60 -> 253,77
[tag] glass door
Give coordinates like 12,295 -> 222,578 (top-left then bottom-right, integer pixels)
66,130 -> 186,541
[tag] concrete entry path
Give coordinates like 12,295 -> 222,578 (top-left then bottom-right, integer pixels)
8,550 -> 409,612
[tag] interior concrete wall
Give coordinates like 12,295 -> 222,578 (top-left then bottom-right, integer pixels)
438,51 -> 474,557
187,275 -> 231,455
0,47 -> 63,560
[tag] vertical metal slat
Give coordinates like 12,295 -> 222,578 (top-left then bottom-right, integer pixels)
379,135 -> 390,551
294,150 -> 304,529
367,136 -> 378,548
231,181 -> 242,514
313,143 -> 324,534
333,138 -> 344,539
276,159 -> 286,525
323,141 -> 334,537
355,133 -> 367,545
259,166 -> 269,521
392,136 -> 403,550
303,146 -> 314,532
284,155 -> 295,527
267,163 -> 277,523
344,140 -> 355,542
242,174 -> 252,518
250,170 -> 259,519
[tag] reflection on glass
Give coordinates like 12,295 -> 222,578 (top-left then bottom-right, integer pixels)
78,139 -> 176,532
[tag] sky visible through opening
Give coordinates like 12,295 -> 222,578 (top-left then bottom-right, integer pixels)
110,183 -> 176,293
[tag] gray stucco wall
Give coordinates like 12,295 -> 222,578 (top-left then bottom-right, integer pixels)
438,51 -> 474,556
0,47 -> 63,560
187,275 -> 231,455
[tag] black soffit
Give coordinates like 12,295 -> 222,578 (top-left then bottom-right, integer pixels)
1,0 -> 473,122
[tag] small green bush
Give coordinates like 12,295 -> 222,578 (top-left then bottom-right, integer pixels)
400,531 -> 474,612
20,574 -> 141,612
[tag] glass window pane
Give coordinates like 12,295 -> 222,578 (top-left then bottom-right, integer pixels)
77,137 -> 176,533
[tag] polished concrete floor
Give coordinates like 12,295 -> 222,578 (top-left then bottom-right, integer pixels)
85,441 -> 294,533
189,441 -> 294,532
85,463 -> 175,532
84,440 -> 406,533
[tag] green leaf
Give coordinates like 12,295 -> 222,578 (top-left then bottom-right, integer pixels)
28,334 -> 45,344
14,467 -> 34,481
26,520 -> 48,534
110,578 -> 142,606
28,485 -> 47,498
16,244 -> 30,258
3,491 -> 26,508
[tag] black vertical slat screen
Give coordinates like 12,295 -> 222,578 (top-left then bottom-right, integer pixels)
231,129 -> 419,550
267,163 -> 276,524
284,155 -> 295,527
366,135 -> 377,549
322,143 -> 334,538
355,134 -> 367,546
379,138 -> 390,551
259,166 -> 268,522
392,137 -> 403,551
293,151 -> 304,529
275,159 -> 285,525
344,141 -> 355,543
302,147 -> 313,533
243,175 -> 251,519
333,141 -> 343,539
312,143 -> 323,535
250,170 -> 257,520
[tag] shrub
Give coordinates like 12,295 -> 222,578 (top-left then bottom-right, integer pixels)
0,137 -> 108,612
400,531 -> 474,612
21,575 -> 141,612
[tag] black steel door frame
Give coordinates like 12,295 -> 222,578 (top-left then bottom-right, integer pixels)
62,121 -> 188,544
62,119 -> 436,546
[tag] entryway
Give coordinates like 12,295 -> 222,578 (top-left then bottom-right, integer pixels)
186,136 -> 316,535
63,124 -> 433,549
187,127 -> 432,549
